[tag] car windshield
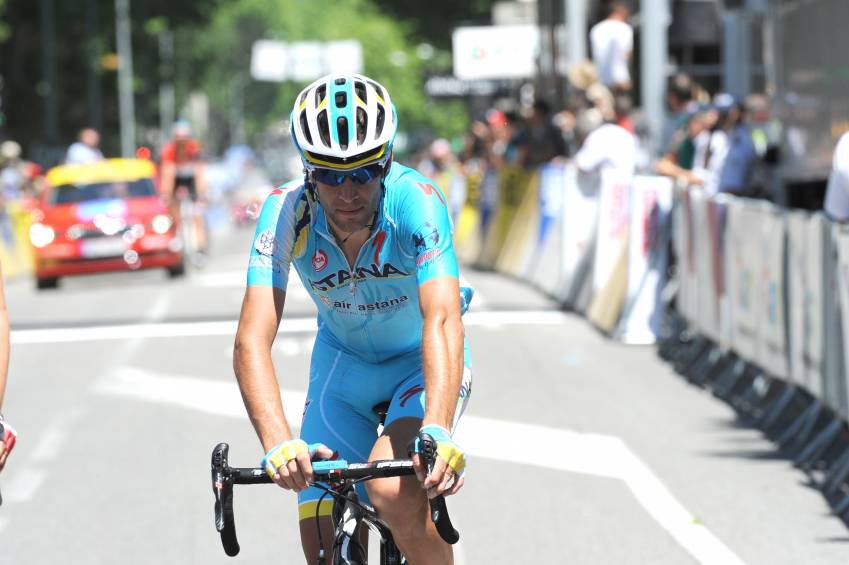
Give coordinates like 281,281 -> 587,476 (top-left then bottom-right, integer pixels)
50,179 -> 157,204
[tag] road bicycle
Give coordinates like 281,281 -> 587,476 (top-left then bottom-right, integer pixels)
210,430 -> 459,564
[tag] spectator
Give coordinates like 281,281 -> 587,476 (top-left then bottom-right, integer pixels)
823,131 -> 849,222
689,95 -> 732,195
661,73 -> 697,152
590,1 -> 633,91
574,92 -> 636,178
522,98 -> 566,169
66,127 -> 104,165
717,98 -> 757,196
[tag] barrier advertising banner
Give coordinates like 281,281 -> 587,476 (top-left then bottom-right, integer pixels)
495,170 -> 541,276
822,224 -> 846,415
786,211 -> 809,387
677,187 -> 699,326
830,225 -> 849,416
591,170 -> 632,293
756,205 -> 788,380
725,198 -> 759,362
529,164 -> 567,295
616,176 -> 673,344
556,168 -> 600,308
805,215 -> 827,399
691,191 -> 721,342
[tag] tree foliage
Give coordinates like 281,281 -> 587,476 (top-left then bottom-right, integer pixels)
187,0 -> 453,152
0,0 -> 477,159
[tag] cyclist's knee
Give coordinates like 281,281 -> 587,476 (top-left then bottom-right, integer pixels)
365,476 -> 427,527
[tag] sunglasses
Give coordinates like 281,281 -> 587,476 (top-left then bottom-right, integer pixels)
312,164 -> 385,187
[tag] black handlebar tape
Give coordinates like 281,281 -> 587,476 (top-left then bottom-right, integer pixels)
211,443 -> 240,557
418,433 -> 461,545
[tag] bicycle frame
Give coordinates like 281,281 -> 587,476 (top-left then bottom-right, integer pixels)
210,441 -> 459,563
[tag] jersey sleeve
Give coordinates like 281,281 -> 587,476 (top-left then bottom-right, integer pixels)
397,176 -> 459,285
246,183 -> 306,290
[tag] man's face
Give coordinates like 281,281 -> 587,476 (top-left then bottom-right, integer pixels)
315,176 -> 382,234
82,129 -> 99,147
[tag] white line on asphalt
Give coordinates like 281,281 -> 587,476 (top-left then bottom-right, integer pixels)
194,270 -> 312,301
30,409 -> 84,463
96,367 -> 745,565
11,310 -> 567,345
3,468 -> 48,504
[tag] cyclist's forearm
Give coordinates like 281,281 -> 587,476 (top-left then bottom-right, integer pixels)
420,313 -> 464,430
0,269 -> 8,409
233,340 -> 293,451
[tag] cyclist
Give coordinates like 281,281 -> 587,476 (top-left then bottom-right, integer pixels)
159,120 -> 208,256
234,73 -> 472,564
0,259 -> 15,474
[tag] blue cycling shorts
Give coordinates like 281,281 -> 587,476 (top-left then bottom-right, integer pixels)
297,335 -> 472,521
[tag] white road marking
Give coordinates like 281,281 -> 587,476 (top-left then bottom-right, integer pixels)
30,409 -> 84,463
96,367 -> 745,565
194,269 -> 311,300
2,468 -> 48,504
11,310 -> 567,345
0,408 -> 87,514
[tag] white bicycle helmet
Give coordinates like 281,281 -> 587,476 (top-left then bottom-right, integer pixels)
291,73 -> 398,171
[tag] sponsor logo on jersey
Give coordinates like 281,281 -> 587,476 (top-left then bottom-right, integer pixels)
309,262 -> 409,292
417,182 -> 446,206
399,384 -> 424,407
317,294 -> 333,308
330,295 -> 409,313
413,222 -> 443,266
312,249 -> 328,272
371,230 -> 387,266
254,229 -> 277,256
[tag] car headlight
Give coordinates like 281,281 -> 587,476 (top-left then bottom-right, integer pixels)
151,214 -> 173,235
29,223 -> 55,248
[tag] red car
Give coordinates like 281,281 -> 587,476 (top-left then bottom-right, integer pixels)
30,158 -> 185,289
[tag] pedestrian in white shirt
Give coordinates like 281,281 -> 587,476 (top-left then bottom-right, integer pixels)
65,127 -> 104,165
590,1 -> 633,90
824,132 -> 849,221
574,92 -> 637,178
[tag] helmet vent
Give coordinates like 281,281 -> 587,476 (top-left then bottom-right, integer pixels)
335,92 -> 347,108
298,91 -> 308,107
356,108 -> 367,143
354,81 -> 367,104
368,80 -> 385,101
299,111 -> 313,145
334,78 -> 347,86
315,84 -> 327,107
375,106 -> 386,138
337,117 -> 349,150
317,110 -> 331,146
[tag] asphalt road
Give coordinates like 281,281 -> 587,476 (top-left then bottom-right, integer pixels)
1,224 -> 848,564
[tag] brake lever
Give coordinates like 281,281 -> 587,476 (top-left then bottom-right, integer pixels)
211,443 -> 240,556
417,433 -> 460,544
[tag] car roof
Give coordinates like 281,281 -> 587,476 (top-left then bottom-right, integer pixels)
46,158 -> 155,187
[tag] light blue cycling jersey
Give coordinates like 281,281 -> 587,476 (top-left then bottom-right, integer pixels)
247,162 -> 472,363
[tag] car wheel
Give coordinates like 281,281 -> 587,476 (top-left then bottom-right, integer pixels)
36,277 -> 59,290
167,261 -> 186,278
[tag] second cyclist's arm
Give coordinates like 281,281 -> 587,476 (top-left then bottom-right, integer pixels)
233,285 -> 293,451
419,276 -> 465,429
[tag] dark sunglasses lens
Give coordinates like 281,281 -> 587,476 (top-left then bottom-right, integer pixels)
315,164 -> 382,186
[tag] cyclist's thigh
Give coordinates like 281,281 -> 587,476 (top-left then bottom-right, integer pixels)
298,338 -> 382,518
384,337 -> 472,430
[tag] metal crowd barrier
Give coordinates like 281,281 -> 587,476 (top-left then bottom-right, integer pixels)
448,161 -> 849,523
